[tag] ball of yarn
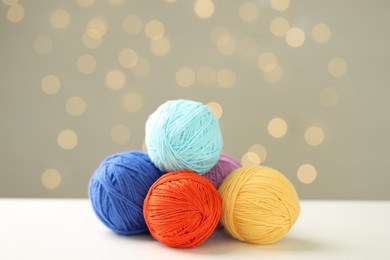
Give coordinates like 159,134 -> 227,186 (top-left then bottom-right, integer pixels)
143,170 -> 222,248
203,154 -> 241,189
218,165 -> 300,244
89,151 -> 163,235
145,99 -> 223,174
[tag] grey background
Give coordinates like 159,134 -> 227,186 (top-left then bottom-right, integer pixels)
1,0 -> 389,199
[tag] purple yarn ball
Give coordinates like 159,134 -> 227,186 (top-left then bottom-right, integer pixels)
203,154 -> 241,189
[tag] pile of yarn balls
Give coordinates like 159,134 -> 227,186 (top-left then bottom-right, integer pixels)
89,99 -> 300,249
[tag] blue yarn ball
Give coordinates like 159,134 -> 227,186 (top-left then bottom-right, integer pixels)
145,99 -> 223,174
88,151 -> 163,235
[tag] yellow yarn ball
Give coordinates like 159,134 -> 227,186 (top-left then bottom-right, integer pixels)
218,165 -> 300,244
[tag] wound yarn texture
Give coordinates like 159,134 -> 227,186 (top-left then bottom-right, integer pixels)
143,170 -> 222,248
218,165 -> 300,244
203,154 -> 241,189
89,151 -> 163,235
145,99 -> 223,174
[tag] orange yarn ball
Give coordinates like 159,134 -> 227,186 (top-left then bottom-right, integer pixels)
143,170 -> 222,248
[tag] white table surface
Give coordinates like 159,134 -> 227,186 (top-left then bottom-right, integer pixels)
0,199 -> 389,260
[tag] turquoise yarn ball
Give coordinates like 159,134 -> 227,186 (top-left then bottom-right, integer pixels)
145,99 -> 223,174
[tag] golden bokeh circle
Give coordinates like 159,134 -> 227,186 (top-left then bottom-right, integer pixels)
41,169 -> 62,189
297,164 -> 317,184
58,129 -> 78,150
267,117 -> 288,138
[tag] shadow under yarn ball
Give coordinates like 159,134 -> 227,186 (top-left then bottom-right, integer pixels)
89,151 -> 164,235
218,165 -> 300,245
143,170 -> 222,248
145,99 -> 223,174
203,154 -> 241,189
